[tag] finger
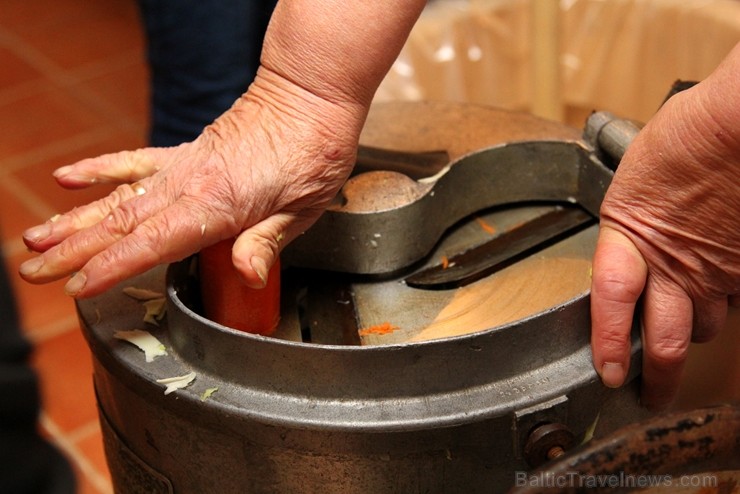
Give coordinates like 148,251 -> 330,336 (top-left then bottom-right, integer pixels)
61,199 -> 217,298
22,181 -> 154,253
232,213 -> 297,289
19,188 -> 168,285
591,226 -> 648,388
691,296 -> 728,343
730,294 -> 740,308
640,277 -> 693,411
52,147 -> 172,189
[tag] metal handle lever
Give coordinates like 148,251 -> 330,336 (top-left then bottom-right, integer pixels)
583,111 -> 642,170
584,80 -> 699,169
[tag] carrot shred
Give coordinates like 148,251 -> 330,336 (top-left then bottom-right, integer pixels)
475,217 -> 496,235
441,255 -> 449,269
358,322 -> 399,337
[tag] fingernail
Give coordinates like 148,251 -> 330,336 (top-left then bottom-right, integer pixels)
250,257 -> 268,288
53,166 -> 95,184
19,257 -> 44,276
64,272 -> 87,296
53,166 -> 72,178
23,223 -> 52,243
601,362 -> 625,388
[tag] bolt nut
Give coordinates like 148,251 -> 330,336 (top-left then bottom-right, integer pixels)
523,422 -> 575,468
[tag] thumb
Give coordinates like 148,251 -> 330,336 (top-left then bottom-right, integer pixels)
590,226 -> 648,388
231,213 -> 296,289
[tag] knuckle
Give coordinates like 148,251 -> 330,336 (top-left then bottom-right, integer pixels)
180,194 -> 239,232
92,227 -> 159,273
110,183 -> 136,205
251,231 -> 280,258
596,327 -> 631,354
644,337 -> 688,370
65,205 -> 91,229
100,204 -> 139,240
593,269 -> 644,304
122,151 -> 141,176
93,245 -> 123,271
66,185 -> 135,229
54,240 -> 87,269
134,221 -> 168,258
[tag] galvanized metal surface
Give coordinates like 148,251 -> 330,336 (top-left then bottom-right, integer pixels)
76,102 -> 649,493
283,107 -> 632,276
404,205 -> 596,289
79,264 -> 647,493
283,140 -> 612,275
345,212 -> 599,345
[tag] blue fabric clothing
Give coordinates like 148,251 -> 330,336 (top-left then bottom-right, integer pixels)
138,0 -> 277,146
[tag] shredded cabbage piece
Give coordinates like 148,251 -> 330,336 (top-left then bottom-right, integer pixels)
156,372 -> 197,395
121,286 -> 167,325
123,286 -> 165,301
581,412 -> 600,444
200,387 -> 219,402
143,298 -> 167,326
113,329 -> 167,362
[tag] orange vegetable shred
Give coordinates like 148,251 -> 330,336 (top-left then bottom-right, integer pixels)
475,217 -> 496,235
441,255 -> 449,269
358,322 -> 399,337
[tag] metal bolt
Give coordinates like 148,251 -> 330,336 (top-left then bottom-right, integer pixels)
523,422 -> 575,468
547,445 -> 566,460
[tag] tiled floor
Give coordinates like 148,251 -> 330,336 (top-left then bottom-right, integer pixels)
0,0 -> 148,492
1,1 -> 739,493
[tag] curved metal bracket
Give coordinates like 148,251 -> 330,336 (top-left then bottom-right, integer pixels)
283,140 -> 614,274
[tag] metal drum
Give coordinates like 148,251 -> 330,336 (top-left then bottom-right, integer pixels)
78,102 -> 650,493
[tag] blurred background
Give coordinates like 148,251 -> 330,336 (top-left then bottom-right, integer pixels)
0,0 -> 737,493
1,0 -> 146,492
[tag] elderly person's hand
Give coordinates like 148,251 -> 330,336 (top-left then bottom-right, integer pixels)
591,42 -> 740,410
18,0 -> 427,298
19,73 -> 360,297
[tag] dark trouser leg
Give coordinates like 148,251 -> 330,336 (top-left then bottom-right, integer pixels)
137,0 -> 277,146
0,252 -> 75,494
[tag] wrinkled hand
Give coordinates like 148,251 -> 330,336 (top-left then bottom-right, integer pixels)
591,45 -> 740,410
19,69 -> 364,298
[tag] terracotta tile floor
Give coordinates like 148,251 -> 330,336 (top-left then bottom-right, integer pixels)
0,0 -> 147,492
1,1 -> 739,493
